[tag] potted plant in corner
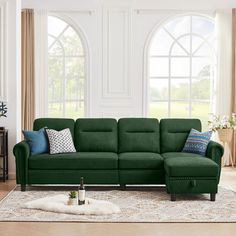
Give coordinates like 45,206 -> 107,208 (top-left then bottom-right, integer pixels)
68,191 -> 77,205
208,113 -> 236,167
208,113 -> 236,142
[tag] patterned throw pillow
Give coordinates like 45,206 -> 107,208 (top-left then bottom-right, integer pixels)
22,128 -> 49,155
182,129 -> 212,156
46,128 -> 76,154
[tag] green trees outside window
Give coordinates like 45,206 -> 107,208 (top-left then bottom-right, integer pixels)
48,16 -> 86,118
148,15 -> 216,130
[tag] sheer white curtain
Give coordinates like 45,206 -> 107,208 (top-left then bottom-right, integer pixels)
215,9 -> 232,116
215,9 -> 232,165
34,9 -> 48,118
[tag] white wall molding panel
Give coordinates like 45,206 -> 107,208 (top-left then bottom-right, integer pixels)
102,7 -> 132,99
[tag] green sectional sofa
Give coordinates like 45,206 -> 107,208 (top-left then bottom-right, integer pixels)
13,118 -> 224,201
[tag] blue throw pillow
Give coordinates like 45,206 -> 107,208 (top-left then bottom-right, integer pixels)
182,129 -> 212,156
22,128 -> 49,155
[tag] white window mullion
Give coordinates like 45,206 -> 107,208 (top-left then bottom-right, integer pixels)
62,49 -> 66,117
48,25 -> 69,51
168,56 -> 171,117
189,16 -> 193,118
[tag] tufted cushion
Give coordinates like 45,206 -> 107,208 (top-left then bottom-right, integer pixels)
160,119 -> 201,153
118,118 -> 160,153
74,118 -> 118,152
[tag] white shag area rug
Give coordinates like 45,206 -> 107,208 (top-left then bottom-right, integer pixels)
1,186 -> 236,222
23,195 -> 120,215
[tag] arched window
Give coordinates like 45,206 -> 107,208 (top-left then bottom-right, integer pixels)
48,16 -> 86,118
148,15 -> 215,129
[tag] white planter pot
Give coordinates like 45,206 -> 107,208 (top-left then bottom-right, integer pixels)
67,198 -> 77,206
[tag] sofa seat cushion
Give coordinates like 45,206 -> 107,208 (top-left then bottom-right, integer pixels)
163,152 -> 219,177
29,152 -> 118,170
119,152 -> 164,170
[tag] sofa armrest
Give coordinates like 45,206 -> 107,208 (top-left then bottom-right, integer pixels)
206,140 -> 224,166
206,140 -> 224,184
13,141 -> 30,184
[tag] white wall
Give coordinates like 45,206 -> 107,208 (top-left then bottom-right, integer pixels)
21,0 -> 226,119
0,0 -> 21,179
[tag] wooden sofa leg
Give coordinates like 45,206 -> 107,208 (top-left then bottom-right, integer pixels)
210,193 -> 216,201
21,184 -> 26,192
120,184 -> 126,190
170,194 -> 176,201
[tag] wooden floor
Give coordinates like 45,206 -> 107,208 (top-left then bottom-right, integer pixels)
0,167 -> 236,236
0,180 -> 15,200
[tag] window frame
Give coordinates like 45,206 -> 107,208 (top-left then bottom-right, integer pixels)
47,13 -> 90,118
143,13 -> 216,120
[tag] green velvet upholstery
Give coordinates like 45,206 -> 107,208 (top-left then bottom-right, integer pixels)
29,152 -> 118,170
28,170 -> 119,184
206,140 -> 224,166
118,118 -> 160,153
162,150 -> 219,195
75,118 -> 118,152
33,118 -> 75,138
13,141 -> 30,184
205,140 -> 224,183
162,152 -> 202,159
165,176 -> 218,194
13,117 -> 224,200
119,152 -> 163,169
119,170 -> 165,184
163,153 -> 219,177
160,118 -> 201,153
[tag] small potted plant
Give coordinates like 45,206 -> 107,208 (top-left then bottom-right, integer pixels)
67,191 -> 77,205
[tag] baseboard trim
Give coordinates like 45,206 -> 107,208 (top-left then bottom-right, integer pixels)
8,172 -> 16,180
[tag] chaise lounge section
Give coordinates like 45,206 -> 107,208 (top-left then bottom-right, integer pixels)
160,119 -> 222,201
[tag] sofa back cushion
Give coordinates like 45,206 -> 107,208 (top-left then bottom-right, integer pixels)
33,118 -> 75,138
75,118 -> 118,152
118,118 -> 160,153
160,118 -> 201,153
